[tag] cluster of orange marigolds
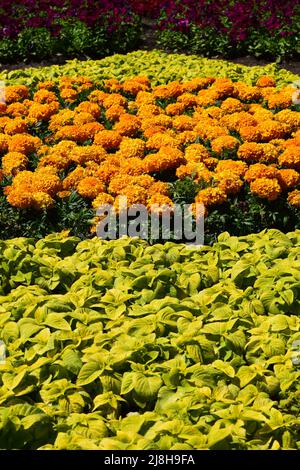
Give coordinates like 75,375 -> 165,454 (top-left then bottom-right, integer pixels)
1,73 -> 300,227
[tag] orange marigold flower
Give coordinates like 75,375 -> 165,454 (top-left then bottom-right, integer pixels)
274,109 -> 300,131
216,159 -> 248,176
203,157 -> 219,170
148,181 -> 170,196
92,192 -> 115,209
195,187 -> 227,206
5,85 -> 29,104
6,189 -> 33,208
256,76 -> 276,87
4,118 -> 28,135
60,88 -> 78,102
108,175 -> 134,195
88,89 -> 108,104
144,146 -> 184,172
8,133 -> 41,154
105,105 -> 127,122
96,163 -> 120,184
172,115 -> 195,131
57,190 -> 71,199
250,177 -> 281,201
267,92 -> 292,109
221,98 -> 244,113
185,143 -> 210,163
33,171 -> 62,196
72,145 -> 107,165
2,152 -> 28,175
153,81 -> 182,99
278,147 -> 300,169
0,133 -> 11,152
182,77 -> 215,92
75,101 -> 101,119
122,77 -> 150,95
77,176 -> 105,199
113,114 -> 141,137
73,112 -> 96,126
32,191 -> 55,210
33,89 -> 58,104
94,130 -> 122,150
63,166 -> 85,189
277,169 -> 300,190
49,109 -> 75,131
147,194 -> 174,214
215,171 -> 243,195
211,135 -> 239,153
103,78 -> 123,93
146,132 -> 180,150
6,102 -> 28,117
165,102 -> 185,116
119,157 -> 145,176
103,93 -> 127,110
119,137 -> 146,158
28,102 -> 58,121
37,81 -> 55,90
239,126 -> 262,142
244,163 -> 278,182
258,120 -> 286,141
287,189 -> 300,206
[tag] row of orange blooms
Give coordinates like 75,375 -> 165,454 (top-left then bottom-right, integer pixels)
0,74 -> 300,228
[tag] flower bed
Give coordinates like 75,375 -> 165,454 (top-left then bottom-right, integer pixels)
0,65 -> 300,242
1,51 -> 298,89
0,229 -> 299,449
0,0 -> 141,62
129,0 -> 300,60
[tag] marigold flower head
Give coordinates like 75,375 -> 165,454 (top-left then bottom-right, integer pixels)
147,194 -> 174,214
4,118 -> 28,135
6,102 -> 28,117
274,109 -> 300,131
215,171 -> 243,195
135,91 -> 156,106
221,98 -> 244,113
119,157 -> 145,176
8,133 -> 41,154
60,88 -> 78,103
75,101 -> 101,119
277,169 -> 300,190
234,83 -> 261,101
239,126 -> 262,142
258,120 -> 286,142
2,151 -> 28,175
103,78 -> 122,93
122,77 -> 150,95
92,192 -> 115,209
5,85 -> 29,104
146,132 -> 180,150
28,102 -> 58,121
37,81 -> 55,90
6,188 -> 33,208
211,135 -> 239,154
113,114 -> 141,137
250,177 -> 281,201
185,143 -> 210,163
93,130 -> 122,150
153,82 -> 182,99
63,166 -> 85,190
33,89 -> 58,104
244,163 -> 278,182
33,171 -> 62,196
278,147 -> 300,169
73,112 -> 96,126
165,102 -> 185,116
172,115 -> 195,131
182,77 -> 215,92
144,146 -> 184,173
148,181 -> 170,196
96,163 -> 120,184
256,76 -> 276,88
0,133 -> 9,152
287,189 -> 300,206
216,159 -> 248,176
103,93 -> 127,110
108,175 -> 135,195
119,137 -> 146,158
177,92 -> 198,107
267,92 -> 292,109
195,187 -> 227,206
72,145 -> 107,165
32,191 -> 55,210
88,89 -> 108,104
77,176 -> 105,199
